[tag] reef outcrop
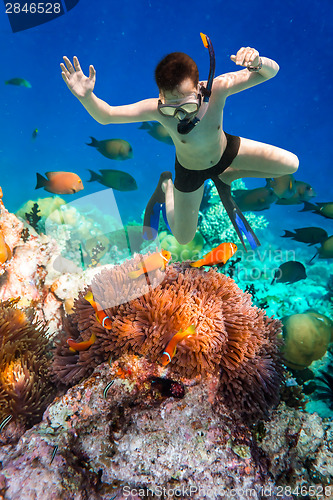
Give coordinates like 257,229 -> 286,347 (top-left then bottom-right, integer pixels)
53,258 -> 283,422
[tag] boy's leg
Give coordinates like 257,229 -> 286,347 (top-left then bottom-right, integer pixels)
162,177 -> 204,245
220,137 -> 299,184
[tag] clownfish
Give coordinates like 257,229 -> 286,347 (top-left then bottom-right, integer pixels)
190,242 -> 237,268
67,332 -> 96,353
161,325 -> 196,366
0,231 -> 12,265
128,249 -> 171,279
84,291 -> 112,329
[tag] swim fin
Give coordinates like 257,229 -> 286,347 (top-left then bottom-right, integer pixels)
212,176 -> 261,251
143,171 -> 172,240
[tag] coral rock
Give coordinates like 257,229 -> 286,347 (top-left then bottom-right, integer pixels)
282,310 -> 333,369
53,258 -> 283,421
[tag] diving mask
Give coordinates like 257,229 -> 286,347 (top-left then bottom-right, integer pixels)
158,90 -> 202,121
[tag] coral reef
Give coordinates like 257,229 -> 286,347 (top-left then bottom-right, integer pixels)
24,202 -> 41,232
197,180 -> 269,247
281,310 -> 333,370
311,352 -> 333,409
53,256 -> 283,422
0,189 -> 103,335
0,299 -> 55,434
16,196 -> 66,228
0,362 -> 332,499
0,185 -> 333,496
158,230 -> 204,262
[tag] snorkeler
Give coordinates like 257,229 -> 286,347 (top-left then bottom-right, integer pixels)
60,34 -> 299,250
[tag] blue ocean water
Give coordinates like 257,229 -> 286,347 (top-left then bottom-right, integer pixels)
0,0 -> 332,234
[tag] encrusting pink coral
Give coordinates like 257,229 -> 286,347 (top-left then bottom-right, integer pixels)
52,255 -> 283,421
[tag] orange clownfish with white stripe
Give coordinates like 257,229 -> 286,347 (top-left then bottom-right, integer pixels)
84,290 -> 112,329
190,242 -> 237,268
161,325 -> 196,366
128,249 -> 171,279
67,332 -> 96,353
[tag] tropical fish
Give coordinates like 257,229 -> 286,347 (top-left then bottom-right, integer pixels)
310,236 -> 333,262
50,445 -> 58,465
87,169 -> 137,191
318,236 -> 333,259
266,174 -> 295,199
67,332 -> 96,352
0,231 -> 12,264
139,122 -> 173,145
103,380 -> 115,399
190,242 -> 237,268
161,325 -> 196,366
128,250 -> 171,279
300,201 -> 333,219
32,128 -> 38,140
5,77 -> 31,88
86,137 -> 133,160
231,186 -> 277,212
281,227 -> 328,246
35,171 -> 84,194
0,415 -> 12,432
276,180 -> 316,205
84,290 -> 112,329
271,261 -> 307,284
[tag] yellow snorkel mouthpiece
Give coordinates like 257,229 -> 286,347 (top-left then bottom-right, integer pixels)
200,32 -> 209,48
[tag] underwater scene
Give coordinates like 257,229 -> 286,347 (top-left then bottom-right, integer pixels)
0,0 -> 333,498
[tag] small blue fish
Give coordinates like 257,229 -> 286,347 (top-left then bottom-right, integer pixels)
50,445 -> 58,464
103,380 -> 115,399
0,415 -> 12,432
5,78 -> 31,88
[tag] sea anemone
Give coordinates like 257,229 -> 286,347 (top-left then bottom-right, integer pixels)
0,299 -> 55,429
52,255 -> 283,421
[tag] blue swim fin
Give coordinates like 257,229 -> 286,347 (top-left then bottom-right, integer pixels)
143,171 -> 172,240
212,176 -> 261,251
161,203 -> 171,232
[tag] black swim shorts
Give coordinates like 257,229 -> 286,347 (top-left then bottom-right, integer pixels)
174,132 -> 240,193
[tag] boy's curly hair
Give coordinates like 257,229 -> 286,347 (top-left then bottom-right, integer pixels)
155,52 -> 199,92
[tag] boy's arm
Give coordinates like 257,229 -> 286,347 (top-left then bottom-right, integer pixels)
78,93 -> 158,125
214,47 -> 279,97
61,56 -> 157,124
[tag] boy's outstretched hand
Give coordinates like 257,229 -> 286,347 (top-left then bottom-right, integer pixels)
230,47 -> 260,68
60,56 -> 96,99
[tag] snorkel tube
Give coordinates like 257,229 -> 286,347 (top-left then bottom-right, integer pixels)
177,32 -> 215,135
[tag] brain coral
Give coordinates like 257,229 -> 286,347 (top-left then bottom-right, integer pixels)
282,310 -> 333,370
52,255 -> 283,421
